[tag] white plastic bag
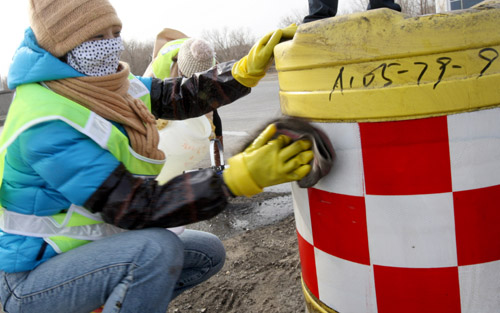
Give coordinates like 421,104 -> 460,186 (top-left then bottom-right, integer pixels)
156,116 -> 212,184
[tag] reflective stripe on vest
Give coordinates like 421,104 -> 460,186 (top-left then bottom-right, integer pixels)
0,206 -> 126,253
0,76 -> 163,253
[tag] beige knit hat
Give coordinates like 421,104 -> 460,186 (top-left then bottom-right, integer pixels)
177,38 -> 216,77
29,0 -> 122,57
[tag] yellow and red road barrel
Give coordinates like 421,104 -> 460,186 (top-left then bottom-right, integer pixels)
275,1 -> 500,312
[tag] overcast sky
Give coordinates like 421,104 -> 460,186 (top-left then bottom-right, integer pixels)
0,1 -> 358,78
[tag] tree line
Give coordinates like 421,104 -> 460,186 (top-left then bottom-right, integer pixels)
122,27 -> 257,75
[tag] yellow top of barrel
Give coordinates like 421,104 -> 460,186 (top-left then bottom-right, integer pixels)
275,1 -> 500,122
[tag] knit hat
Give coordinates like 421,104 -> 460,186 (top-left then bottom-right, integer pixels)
177,38 -> 216,77
29,0 -> 122,57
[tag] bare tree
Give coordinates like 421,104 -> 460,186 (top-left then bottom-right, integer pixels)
201,27 -> 256,63
399,0 -> 435,15
121,40 -> 154,75
277,7 -> 308,28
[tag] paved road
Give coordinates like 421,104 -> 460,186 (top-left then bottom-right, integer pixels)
215,72 -> 283,159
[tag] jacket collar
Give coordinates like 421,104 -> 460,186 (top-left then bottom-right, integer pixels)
7,28 -> 84,89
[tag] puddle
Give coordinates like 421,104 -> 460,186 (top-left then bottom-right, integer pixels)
187,184 -> 294,240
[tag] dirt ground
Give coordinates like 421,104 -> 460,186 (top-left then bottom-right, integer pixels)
166,214 -> 306,313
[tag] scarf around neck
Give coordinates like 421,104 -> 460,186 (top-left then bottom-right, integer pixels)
45,62 -> 165,160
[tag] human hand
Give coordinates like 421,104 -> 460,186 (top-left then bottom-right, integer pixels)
223,123 -> 313,197
231,24 -> 297,87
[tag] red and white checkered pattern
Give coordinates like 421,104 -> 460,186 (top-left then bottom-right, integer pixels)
293,108 -> 500,313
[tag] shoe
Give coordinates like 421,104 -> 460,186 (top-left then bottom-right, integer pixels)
368,0 -> 402,11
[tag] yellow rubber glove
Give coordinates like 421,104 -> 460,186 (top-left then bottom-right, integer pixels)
232,24 -> 298,87
223,124 -> 313,197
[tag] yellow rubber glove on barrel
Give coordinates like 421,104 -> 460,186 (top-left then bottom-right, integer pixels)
223,124 -> 313,197
232,24 -> 298,87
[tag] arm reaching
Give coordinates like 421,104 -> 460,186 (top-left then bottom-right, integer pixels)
223,123 -> 313,197
232,24 -> 297,87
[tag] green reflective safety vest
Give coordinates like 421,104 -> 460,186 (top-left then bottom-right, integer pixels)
152,38 -> 189,78
0,75 -> 164,253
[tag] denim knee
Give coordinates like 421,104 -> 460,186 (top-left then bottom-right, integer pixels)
202,232 -> 226,273
125,228 -> 185,274
180,230 -> 225,272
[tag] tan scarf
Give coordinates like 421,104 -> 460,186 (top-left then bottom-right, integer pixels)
45,62 -> 165,160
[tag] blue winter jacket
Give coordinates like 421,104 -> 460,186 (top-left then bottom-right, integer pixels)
0,28 -> 249,273
0,28 -> 134,272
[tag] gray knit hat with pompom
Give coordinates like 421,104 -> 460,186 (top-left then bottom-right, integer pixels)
177,38 -> 216,77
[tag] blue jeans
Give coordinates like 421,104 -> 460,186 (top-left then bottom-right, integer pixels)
0,228 -> 225,313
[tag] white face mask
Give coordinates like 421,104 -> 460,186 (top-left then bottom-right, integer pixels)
67,37 -> 124,76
